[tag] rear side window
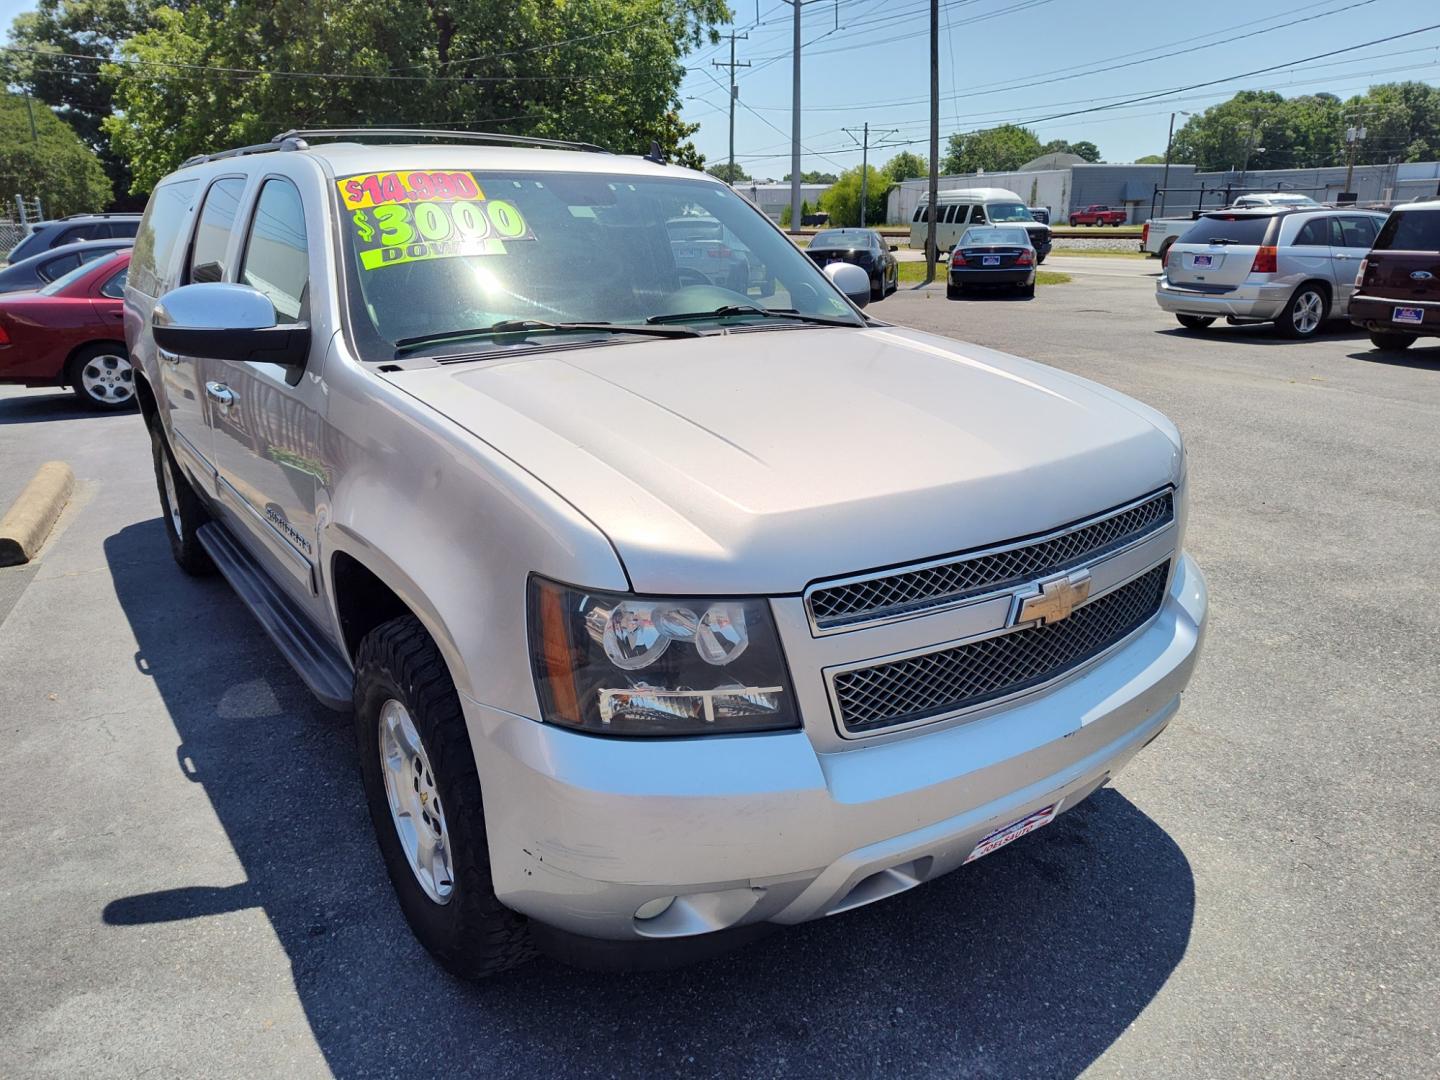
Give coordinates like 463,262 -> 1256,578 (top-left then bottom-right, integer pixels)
100,266 -> 128,299
131,179 -> 200,296
240,178 -> 309,323
39,252 -> 81,280
1333,216 -> 1378,249
1180,215 -> 1273,245
1292,218 -> 1329,247
186,177 -> 247,284
110,221 -> 139,239
1374,210 -> 1440,252
913,205 -> 925,222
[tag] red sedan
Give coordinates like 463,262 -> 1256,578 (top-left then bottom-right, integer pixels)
0,249 -> 133,409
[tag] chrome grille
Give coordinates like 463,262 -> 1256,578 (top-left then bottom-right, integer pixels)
807,491 -> 1172,632
832,561 -> 1171,734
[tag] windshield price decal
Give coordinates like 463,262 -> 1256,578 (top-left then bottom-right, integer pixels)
347,197 -> 534,270
338,170 -> 482,210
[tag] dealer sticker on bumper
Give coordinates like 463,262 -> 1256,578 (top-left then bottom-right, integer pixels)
1393,306 -> 1424,325
964,803 -> 1059,864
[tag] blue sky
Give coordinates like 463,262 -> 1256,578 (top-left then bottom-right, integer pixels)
678,0 -> 1440,177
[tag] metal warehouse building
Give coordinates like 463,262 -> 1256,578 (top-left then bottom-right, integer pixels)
734,181 -> 834,222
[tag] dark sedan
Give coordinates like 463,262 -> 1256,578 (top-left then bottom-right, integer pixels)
947,226 -> 1037,299
0,239 -> 133,294
805,228 -> 898,300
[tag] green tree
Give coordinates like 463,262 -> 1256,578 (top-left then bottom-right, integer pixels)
0,92 -> 112,214
1039,138 -> 1101,162
942,124 -> 1042,174
818,164 -> 888,227
707,161 -> 750,183
784,170 -> 837,183
99,0 -> 729,195
1133,154 -> 1166,164
882,150 -> 927,181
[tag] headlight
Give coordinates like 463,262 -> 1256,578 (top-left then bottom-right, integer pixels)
528,577 -> 799,736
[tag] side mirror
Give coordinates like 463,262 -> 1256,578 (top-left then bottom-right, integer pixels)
824,262 -> 870,308
153,283 -> 309,369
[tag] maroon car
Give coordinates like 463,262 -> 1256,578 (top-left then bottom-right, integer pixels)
1350,200 -> 1440,352
0,249 -> 132,408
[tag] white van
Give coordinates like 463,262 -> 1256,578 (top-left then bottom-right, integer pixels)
909,187 -> 1053,261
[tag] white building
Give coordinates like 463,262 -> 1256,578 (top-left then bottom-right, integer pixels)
734,181 -> 833,222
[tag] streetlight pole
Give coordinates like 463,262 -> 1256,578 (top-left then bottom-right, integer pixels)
1159,110 -> 1189,218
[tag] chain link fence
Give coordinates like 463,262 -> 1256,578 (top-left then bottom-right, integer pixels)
0,222 -> 28,258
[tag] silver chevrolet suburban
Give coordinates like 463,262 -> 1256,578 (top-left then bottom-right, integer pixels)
125,130 -> 1207,977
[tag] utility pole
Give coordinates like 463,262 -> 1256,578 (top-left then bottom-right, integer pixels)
24,92 -> 38,143
1343,122 -> 1366,197
843,124 -> 898,227
781,0 -> 829,234
712,32 -> 749,184
1159,110 -> 1190,218
925,0 -> 939,280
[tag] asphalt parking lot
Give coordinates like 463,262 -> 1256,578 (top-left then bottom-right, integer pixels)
1,264 -> 1436,1079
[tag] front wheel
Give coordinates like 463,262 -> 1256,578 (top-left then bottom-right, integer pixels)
69,343 -> 137,410
1370,332 -> 1416,352
150,426 -> 214,575
355,616 -> 533,979
1276,285 -> 1328,338
1176,315 -> 1216,331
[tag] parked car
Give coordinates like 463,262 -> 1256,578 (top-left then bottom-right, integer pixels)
1349,199 -> 1440,350
804,227 -> 897,299
947,225 -> 1037,298
1154,207 -> 1387,337
0,238 -> 133,294
0,249 -> 132,408
5,213 -> 140,266
1228,193 -> 1321,210
800,211 -> 830,227
1068,204 -> 1127,227
909,188 -> 1052,262
665,214 -> 753,293
128,131 -> 1205,978
1143,195 -> 1323,260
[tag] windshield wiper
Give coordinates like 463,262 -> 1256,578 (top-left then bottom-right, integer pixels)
646,305 -> 860,327
394,318 -> 700,355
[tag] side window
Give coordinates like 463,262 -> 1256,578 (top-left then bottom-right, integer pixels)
55,226 -> 93,246
970,205 -> 987,224
913,205 -> 925,223
39,253 -> 80,280
1337,215 -> 1378,248
240,178 -> 309,324
112,221 -> 139,240
99,266 -> 127,299
1294,218 -> 1329,247
186,177 -> 247,284
131,179 -> 201,297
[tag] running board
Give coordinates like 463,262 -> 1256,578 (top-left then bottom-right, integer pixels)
197,521 -> 353,710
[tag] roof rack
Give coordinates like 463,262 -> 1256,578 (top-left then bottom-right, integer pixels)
180,134 -> 309,169
270,128 -> 611,154
60,211 -> 141,220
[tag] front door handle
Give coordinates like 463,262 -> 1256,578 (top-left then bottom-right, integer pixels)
205,381 -> 235,409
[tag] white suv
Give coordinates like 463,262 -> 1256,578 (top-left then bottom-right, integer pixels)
126,129 -> 1207,976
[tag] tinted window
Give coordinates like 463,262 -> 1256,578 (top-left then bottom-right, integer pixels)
131,179 -> 200,296
1331,216 -> 1377,249
99,266 -> 127,299
1374,210 -> 1440,251
40,256 -> 110,295
913,205 -> 925,223
1292,218 -> 1329,247
39,252 -> 81,280
970,205 -> 987,224
110,220 -> 139,239
240,178 -> 309,323
1180,214 -> 1273,245
55,225 -> 94,246
187,177 -> 247,283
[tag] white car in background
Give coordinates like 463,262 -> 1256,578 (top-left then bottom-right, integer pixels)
1143,194 -> 1322,260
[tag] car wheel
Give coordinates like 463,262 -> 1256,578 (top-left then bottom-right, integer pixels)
69,344 -> 137,410
150,425 -> 215,575
946,283 -> 963,299
355,615 -> 534,979
870,275 -> 883,302
1276,285 -> 1328,338
1370,332 -> 1416,352
1018,282 -> 1036,299
1176,315 -> 1216,330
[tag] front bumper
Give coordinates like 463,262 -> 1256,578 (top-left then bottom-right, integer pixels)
466,553 -> 1206,944
1155,277 -> 1289,320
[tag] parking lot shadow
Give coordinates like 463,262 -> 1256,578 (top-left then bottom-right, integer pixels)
102,517 -> 1194,1079
1347,345 -> 1440,369
0,390 -> 133,425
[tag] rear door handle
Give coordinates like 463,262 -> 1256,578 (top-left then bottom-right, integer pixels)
205,381 -> 235,408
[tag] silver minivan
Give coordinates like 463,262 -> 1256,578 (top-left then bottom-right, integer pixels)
1155,207 -> 1387,337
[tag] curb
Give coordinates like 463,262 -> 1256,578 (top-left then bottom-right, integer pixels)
0,461 -> 75,567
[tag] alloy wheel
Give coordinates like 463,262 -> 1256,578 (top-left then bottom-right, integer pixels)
80,352 -> 135,404
378,699 -> 454,904
1291,290 -> 1324,336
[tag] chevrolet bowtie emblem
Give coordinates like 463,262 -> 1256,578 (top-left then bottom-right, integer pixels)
1017,569 -> 1092,625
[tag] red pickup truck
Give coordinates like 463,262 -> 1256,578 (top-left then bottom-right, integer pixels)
1068,205 -> 1128,226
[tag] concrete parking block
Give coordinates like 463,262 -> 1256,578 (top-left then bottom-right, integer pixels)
0,460 -> 74,566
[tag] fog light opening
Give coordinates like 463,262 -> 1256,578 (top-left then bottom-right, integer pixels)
634,895 -> 676,921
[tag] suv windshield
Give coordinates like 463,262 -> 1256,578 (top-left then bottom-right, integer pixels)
334,168 -> 862,354
1375,208 -> 1440,251
1179,214 -> 1274,245
986,203 -> 1034,223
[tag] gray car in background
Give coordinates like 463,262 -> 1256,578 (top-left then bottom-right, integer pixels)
5,213 -> 140,266
1155,207 -> 1387,337
0,238 -> 134,294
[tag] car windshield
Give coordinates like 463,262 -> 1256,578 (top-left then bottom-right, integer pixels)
960,227 -> 1030,247
39,255 -> 113,295
334,168 -> 863,354
985,203 -> 1034,223
810,229 -> 867,247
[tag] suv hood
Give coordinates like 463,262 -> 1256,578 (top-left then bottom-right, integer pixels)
386,326 -> 1180,594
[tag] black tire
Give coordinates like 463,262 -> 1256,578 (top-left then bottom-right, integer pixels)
354,616 -> 533,979
1018,282 -> 1036,299
1370,332 -> 1416,352
1037,252 -> 1047,265
946,283 -> 963,299
150,425 -> 215,575
69,343 -> 138,411
1275,284 -> 1328,339
870,275 -> 883,302
1176,315 -> 1216,331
